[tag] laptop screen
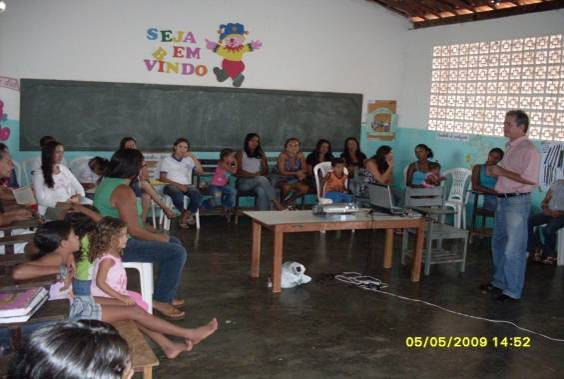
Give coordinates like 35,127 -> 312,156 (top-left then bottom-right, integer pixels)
367,184 -> 394,210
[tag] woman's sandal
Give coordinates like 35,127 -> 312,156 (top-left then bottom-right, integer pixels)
155,305 -> 185,320
542,256 -> 556,265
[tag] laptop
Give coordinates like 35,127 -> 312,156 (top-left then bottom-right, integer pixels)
368,184 -> 406,215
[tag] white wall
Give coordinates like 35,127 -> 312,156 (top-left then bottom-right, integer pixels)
0,0 -> 410,121
399,9 -> 564,130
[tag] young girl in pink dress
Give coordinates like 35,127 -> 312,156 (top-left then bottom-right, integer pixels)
90,217 -> 148,311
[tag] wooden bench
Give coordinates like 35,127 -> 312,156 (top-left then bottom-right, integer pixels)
112,320 -> 159,379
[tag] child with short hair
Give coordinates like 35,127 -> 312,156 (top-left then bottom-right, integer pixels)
323,158 -> 353,203
422,162 -> 446,188
13,220 -> 218,360
89,217 -> 148,311
203,148 -> 238,220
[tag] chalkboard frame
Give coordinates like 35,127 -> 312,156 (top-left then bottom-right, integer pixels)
20,79 -> 363,152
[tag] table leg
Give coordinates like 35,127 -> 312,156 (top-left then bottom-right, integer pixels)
143,367 -> 153,379
250,221 -> 262,278
383,228 -> 394,269
272,228 -> 284,294
411,221 -> 425,282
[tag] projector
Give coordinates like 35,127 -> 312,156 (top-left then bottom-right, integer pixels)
312,202 -> 361,215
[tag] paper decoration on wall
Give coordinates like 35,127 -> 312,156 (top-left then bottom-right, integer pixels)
540,142 -> 564,191
365,100 -> 397,141
205,23 -> 262,87
144,28 -> 208,77
0,100 -> 11,141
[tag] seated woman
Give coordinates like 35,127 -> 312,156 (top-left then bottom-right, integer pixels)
93,148 -> 188,319
235,133 -> 284,211
528,179 -> 564,265
471,148 -> 504,211
364,145 -> 394,186
120,138 -> 174,225
340,137 -> 367,178
119,136 -> 138,150
406,144 -> 434,188
159,138 -> 203,228
0,143 -> 19,189
306,139 -> 334,176
273,138 -> 309,206
32,140 -> 85,215
0,147 -> 34,226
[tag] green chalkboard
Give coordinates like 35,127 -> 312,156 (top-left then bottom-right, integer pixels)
20,79 -> 363,152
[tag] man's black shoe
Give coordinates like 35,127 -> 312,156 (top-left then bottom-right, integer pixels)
496,294 -> 519,302
479,283 -> 502,294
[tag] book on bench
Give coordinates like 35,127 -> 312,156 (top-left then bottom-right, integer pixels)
0,287 -> 48,323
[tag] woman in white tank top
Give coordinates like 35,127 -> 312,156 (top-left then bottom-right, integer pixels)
235,133 -> 284,211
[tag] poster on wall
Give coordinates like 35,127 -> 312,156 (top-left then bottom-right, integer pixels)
205,23 -> 262,87
0,76 -> 19,142
540,142 -> 564,191
365,100 -> 397,141
144,27 -> 208,78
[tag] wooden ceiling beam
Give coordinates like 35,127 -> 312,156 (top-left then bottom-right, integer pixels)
414,0 -> 564,28
370,0 -> 412,17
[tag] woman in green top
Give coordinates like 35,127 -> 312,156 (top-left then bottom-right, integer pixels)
94,149 -> 187,320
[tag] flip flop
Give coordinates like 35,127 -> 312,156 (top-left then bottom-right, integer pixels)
155,306 -> 185,321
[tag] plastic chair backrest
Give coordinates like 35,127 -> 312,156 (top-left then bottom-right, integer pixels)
22,158 -> 37,188
405,185 -> 445,208
69,156 -> 94,179
443,168 -> 471,202
11,160 -> 22,187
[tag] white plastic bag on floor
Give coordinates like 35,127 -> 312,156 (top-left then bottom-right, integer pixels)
281,261 -> 312,289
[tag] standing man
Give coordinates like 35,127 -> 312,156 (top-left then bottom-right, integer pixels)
482,110 -> 540,301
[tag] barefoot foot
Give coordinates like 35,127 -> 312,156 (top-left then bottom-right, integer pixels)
187,318 -> 218,345
163,340 -> 193,359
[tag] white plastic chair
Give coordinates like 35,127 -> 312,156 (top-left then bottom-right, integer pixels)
11,160 -> 22,187
22,158 -> 37,187
69,156 -> 94,179
313,162 -> 348,201
443,168 -> 472,229
160,196 -> 200,230
122,262 -> 153,314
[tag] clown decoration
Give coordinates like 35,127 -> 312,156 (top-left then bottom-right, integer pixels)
205,23 -> 262,87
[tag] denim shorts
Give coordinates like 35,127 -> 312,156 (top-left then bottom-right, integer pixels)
72,279 -> 92,296
69,296 -> 102,321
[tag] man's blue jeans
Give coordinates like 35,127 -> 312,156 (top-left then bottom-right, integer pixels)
123,236 -> 187,303
491,194 -> 531,299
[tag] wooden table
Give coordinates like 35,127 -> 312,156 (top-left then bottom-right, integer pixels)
244,210 -> 426,293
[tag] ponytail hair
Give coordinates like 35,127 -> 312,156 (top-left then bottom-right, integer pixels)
41,140 -> 63,189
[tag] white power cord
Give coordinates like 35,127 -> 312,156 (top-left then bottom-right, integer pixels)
334,272 -> 564,343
